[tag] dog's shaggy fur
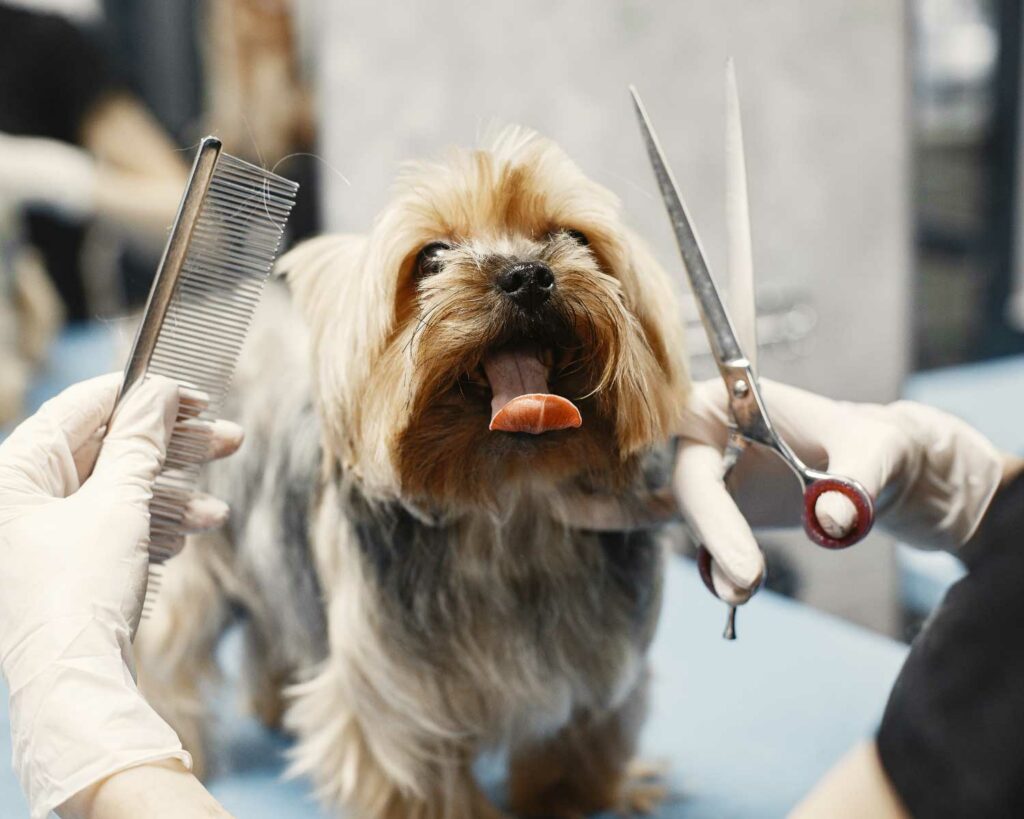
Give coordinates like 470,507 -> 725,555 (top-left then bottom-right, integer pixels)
137,127 -> 688,818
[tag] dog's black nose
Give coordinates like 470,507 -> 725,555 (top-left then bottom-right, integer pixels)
497,262 -> 555,310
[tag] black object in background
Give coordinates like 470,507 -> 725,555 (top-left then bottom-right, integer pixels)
0,3 -> 121,322
913,0 -> 1024,368
980,0 -> 1024,359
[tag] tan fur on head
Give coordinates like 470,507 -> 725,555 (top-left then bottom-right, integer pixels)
279,127 -> 688,506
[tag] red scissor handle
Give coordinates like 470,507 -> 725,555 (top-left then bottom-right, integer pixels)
696,475 -> 873,601
802,476 -> 875,549
697,545 -> 717,597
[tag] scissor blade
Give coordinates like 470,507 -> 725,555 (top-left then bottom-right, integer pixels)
725,59 -> 758,372
630,86 -> 744,366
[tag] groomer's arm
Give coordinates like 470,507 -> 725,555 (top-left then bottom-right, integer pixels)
61,760 -> 232,819
0,376 -> 241,819
789,741 -> 908,819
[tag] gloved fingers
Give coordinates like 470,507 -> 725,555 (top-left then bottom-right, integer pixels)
179,493 -> 230,534
0,373 -> 121,497
177,386 -> 210,415
709,559 -> 756,605
745,379 -> 904,539
751,380 -> 841,468
174,391 -> 242,461
884,401 -> 1004,548
675,441 -> 765,604
813,491 -> 860,540
676,379 -> 733,449
204,419 -> 244,462
36,373 -> 121,452
88,376 -> 180,502
811,424 -> 907,539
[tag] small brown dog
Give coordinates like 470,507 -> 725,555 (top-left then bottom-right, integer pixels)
137,127 -> 688,818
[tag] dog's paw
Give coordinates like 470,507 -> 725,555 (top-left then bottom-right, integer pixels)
611,759 -> 668,816
511,759 -> 668,819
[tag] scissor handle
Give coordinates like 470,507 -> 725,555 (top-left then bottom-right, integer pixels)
697,545 -> 717,597
802,475 -> 875,549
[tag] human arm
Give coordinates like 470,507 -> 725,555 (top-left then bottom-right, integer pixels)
60,759 -> 232,819
788,740 -> 909,819
0,375 -> 239,818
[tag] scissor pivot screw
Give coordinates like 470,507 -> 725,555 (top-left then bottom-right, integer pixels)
732,379 -> 749,398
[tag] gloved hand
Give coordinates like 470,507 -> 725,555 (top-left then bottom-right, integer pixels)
676,378 -> 1004,604
0,132 -> 97,218
0,374 -> 242,819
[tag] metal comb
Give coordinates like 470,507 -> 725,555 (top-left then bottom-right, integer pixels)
114,136 -> 298,616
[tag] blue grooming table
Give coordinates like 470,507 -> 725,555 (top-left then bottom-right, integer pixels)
0,325 -> 908,817
903,355 -> 1024,453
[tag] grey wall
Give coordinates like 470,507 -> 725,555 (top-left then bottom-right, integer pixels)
316,0 -> 910,632
317,0 -> 910,399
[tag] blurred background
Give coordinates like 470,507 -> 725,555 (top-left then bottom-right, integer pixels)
0,0 -> 1020,642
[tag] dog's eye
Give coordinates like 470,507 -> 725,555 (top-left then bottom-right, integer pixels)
415,242 -> 451,277
562,228 -> 589,246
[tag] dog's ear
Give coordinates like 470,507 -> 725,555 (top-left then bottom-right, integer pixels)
621,230 -> 688,384
614,227 -> 690,445
276,234 -> 367,325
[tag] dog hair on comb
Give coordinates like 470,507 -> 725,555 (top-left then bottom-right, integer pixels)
114,136 -> 298,617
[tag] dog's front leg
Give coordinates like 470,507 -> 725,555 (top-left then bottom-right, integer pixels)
355,769 -> 508,819
507,670 -> 663,818
135,532 -> 232,778
286,671 -> 507,819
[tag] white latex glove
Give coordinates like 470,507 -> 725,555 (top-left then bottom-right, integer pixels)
676,379 -> 1004,605
0,374 -> 241,819
0,132 -> 97,218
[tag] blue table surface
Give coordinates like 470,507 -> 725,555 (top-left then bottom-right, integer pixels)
0,325 -> 908,817
904,353 -> 1024,454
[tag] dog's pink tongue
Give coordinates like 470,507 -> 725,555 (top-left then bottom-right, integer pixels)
484,347 -> 582,434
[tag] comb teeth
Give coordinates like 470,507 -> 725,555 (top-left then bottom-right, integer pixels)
125,141 -> 298,618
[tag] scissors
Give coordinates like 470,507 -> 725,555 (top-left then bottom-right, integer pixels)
630,66 -> 875,639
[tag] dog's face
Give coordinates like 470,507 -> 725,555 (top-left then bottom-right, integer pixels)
286,128 -> 688,507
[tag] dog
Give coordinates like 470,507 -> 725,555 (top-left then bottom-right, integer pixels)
137,126 -> 689,818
